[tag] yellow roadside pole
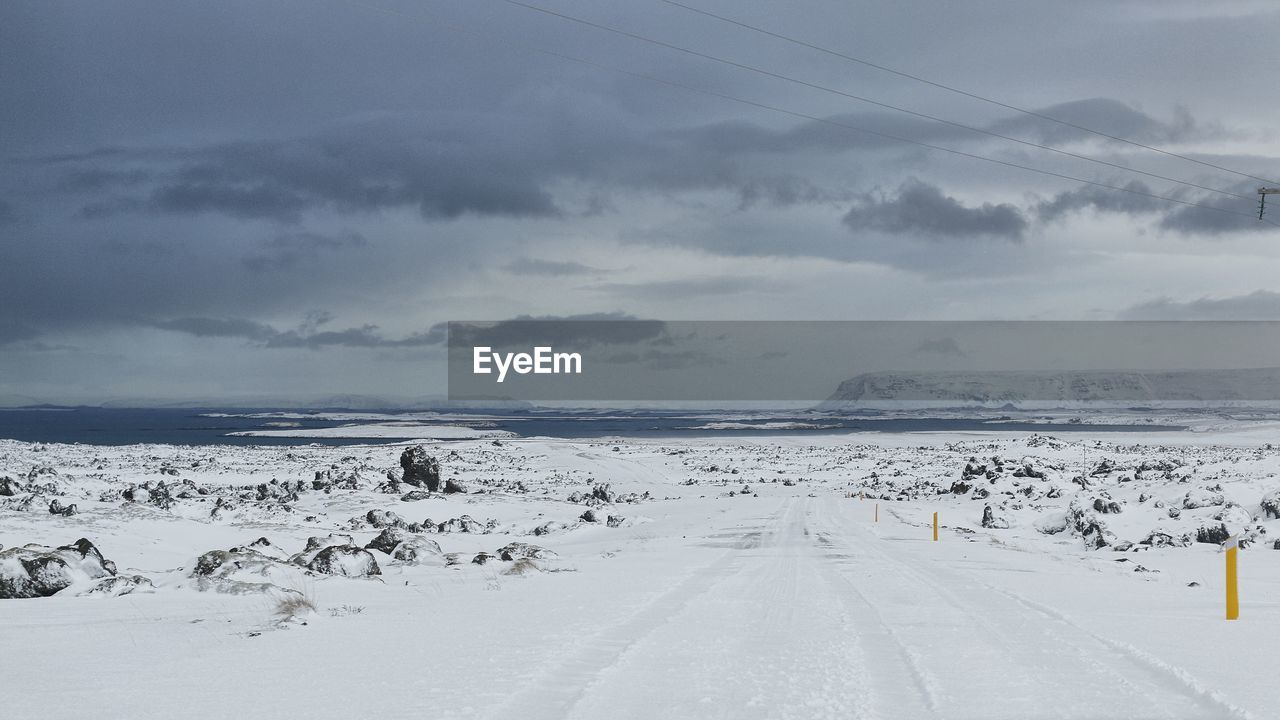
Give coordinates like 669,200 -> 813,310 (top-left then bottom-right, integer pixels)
874,503 -> 878,523
932,512 -> 939,542
1226,536 -> 1239,621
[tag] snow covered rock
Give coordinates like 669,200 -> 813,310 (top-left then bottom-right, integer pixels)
443,479 -> 467,494
497,543 -> 555,561
1260,490 -> 1280,520
400,446 -> 440,491
981,505 -> 1010,529
80,574 -> 154,597
389,537 -> 444,565
365,527 -> 409,554
0,538 -> 118,599
1183,489 -> 1225,509
437,515 -> 485,533
1091,497 -> 1123,514
580,509 -> 600,523
0,476 -> 26,496
48,499 -> 78,516
306,545 -> 381,577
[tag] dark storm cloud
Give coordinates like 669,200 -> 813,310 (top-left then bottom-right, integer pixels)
1035,178 -> 1269,234
842,180 -> 1027,240
587,276 -> 783,299
449,313 -> 667,349
0,320 -> 41,346
989,99 -> 1206,146
148,317 -> 278,341
242,231 -> 368,273
1122,290 -> 1280,320
149,315 -> 446,349
504,258 -> 604,276
1036,180 -> 1166,221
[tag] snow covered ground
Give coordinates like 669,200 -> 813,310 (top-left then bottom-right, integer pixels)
3,427 -> 1279,719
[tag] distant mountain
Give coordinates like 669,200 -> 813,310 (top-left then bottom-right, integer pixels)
817,368 -> 1280,410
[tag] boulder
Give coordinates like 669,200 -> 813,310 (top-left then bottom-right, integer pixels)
443,479 -> 467,494
1092,498 -> 1123,515
0,476 -> 25,496
48,499 -> 78,517
1183,489 -> 1226,510
365,527 -> 409,555
80,575 -> 154,597
400,490 -> 432,502
607,515 -> 625,528
981,505 -> 1010,529
497,543 -> 555,561
0,538 -> 117,599
438,516 -> 485,534
390,537 -> 444,565
365,509 -> 406,529
580,509 -> 600,523
1260,490 -> 1280,520
307,545 -> 381,577
400,446 -> 440,491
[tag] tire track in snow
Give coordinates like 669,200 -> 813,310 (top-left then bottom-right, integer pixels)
817,497 -> 1244,719
481,503 -> 795,720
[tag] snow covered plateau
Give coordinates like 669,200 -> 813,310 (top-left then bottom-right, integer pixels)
4,425 -> 1280,719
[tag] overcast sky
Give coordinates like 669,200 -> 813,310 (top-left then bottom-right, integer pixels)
3,0 -> 1280,405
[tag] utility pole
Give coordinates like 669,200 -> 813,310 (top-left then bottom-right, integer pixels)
1259,187 -> 1280,220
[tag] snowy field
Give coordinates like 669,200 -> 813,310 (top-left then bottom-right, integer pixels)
3,427 -> 1280,719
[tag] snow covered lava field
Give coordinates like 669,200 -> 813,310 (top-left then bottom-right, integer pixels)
4,427 -> 1280,719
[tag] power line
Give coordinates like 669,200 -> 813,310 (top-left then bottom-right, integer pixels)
496,0 -> 1255,202
332,0 -> 1275,227
658,0 -> 1280,188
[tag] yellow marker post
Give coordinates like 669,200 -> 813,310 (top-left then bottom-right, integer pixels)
1226,536 -> 1239,621
874,503 -> 878,523
932,512 -> 939,542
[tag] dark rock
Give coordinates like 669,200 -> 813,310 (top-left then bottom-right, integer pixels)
0,538 -> 117,599
950,480 -> 972,495
307,545 -> 381,577
365,509 -> 406,529
390,537 -> 443,564
438,515 -> 485,534
497,542 -> 554,561
981,505 -> 1010,529
580,509 -> 599,523
443,479 -> 467,494
1183,489 -> 1225,509
1195,524 -> 1231,545
1092,498 -> 1123,514
471,552 -> 496,565
401,490 -> 432,502
0,476 -> 25,496
607,515 -> 625,528
1261,490 -> 1280,520
365,527 -> 409,555
48,499 -> 78,516
80,574 -> 153,597
400,446 -> 440,491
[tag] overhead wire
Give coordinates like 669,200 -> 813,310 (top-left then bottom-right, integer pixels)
657,0 -> 1280,188
331,0 -> 1278,227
